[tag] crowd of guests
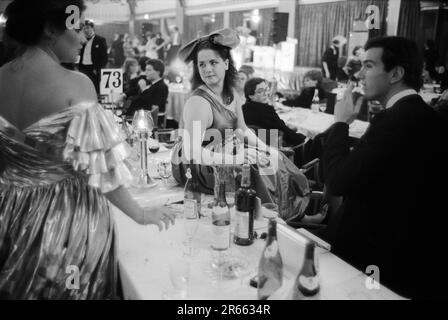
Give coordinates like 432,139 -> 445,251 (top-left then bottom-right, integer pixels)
1,0 -> 448,300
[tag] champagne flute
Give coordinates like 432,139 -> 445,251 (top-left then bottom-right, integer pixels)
183,208 -> 199,257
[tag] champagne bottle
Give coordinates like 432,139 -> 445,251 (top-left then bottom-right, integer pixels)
234,163 -> 256,246
184,162 -> 201,218
257,219 -> 283,300
211,181 -> 230,251
292,241 -> 320,299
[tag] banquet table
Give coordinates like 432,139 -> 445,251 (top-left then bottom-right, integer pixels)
112,150 -> 403,300
277,106 -> 369,139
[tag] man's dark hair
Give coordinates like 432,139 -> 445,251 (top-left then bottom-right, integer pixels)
244,77 -> 266,100
84,19 -> 95,29
146,58 -> 165,77
365,36 -> 423,91
5,0 -> 86,46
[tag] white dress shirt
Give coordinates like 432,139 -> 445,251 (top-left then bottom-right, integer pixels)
82,35 -> 95,65
385,89 -> 418,109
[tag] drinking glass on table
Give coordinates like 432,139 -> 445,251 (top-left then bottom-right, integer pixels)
261,203 -> 279,220
169,259 -> 191,299
157,160 -> 172,190
148,134 -> 160,166
183,206 -> 199,257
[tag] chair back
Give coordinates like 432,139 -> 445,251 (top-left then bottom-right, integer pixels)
150,105 -> 159,129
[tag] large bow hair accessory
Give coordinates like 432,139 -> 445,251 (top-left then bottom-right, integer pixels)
178,28 -> 240,63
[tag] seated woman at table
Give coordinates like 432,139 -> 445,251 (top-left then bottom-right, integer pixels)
242,77 -> 306,147
171,28 -> 310,222
0,0 -> 175,299
343,46 -> 364,82
234,69 -> 249,103
282,70 -> 326,109
122,57 -> 146,99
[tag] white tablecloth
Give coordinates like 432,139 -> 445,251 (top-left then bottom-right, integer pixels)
278,107 -> 369,139
166,85 -> 190,126
112,151 -> 403,300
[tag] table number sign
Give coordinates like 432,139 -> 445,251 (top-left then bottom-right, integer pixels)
100,69 -> 123,97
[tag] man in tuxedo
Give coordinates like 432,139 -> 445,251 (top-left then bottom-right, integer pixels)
126,59 -> 168,118
323,37 -> 447,298
78,20 -> 108,94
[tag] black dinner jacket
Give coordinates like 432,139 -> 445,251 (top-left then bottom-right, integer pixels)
322,94 -> 447,299
126,79 -> 169,116
283,86 -> 326,109
242,100 -> 306,147
79,35 -> 108,70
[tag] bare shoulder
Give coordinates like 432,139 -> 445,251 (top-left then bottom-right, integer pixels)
184,95 -> 212,116
183,95 -> 213,126
65,70 -> 97,103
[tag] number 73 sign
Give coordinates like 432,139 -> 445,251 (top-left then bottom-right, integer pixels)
100,69 -> 123,95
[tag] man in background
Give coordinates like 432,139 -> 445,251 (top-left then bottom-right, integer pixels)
126,59 -> 168,119
78,20 -> 108,94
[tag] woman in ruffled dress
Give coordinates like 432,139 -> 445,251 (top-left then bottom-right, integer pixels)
171,29 -> 310,222
0,0 -> 175,299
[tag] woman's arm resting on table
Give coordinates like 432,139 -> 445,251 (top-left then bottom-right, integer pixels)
105,186 -> 175,231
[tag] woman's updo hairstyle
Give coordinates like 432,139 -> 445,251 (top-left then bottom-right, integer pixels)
5,0 -> 86,46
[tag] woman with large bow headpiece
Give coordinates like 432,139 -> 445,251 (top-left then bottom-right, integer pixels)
171,28 -> 310,222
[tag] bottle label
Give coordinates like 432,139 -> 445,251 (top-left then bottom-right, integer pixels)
298,275 -> 319,292
264,241 -> 279,259
211,224 -> 230,250
184,199 -> 197,219
235,210 -> 249,239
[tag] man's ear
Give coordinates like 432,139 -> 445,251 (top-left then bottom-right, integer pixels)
390,65 -> 405,85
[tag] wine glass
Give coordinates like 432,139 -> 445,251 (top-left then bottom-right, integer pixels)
157,160 -> 172,190
169,259 -> 191,299
148,135 -> 160,167
183,206 -> 199,257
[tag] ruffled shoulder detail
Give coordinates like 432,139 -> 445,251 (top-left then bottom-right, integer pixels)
63,102 -> 133,193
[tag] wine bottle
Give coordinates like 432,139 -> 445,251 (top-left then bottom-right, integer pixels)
257,219 -> 283,300
184,162 -> 201,218
234,163 -> 256,246
311,88 -> 320,112
211,181 -> 231,251
292,241 -> 320,299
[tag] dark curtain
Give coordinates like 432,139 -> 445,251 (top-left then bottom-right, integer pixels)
258,8 -> 276,46
184,13 -> 224,43
229,10 -> 246,29
295,0 -> 388,67
397,0 -> 421,40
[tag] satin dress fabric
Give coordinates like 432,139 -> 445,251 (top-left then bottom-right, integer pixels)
171,86 -> 310,222
0,103 -> 132,299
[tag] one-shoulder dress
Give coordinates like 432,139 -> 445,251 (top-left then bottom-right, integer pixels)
0,103 -> 132,299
